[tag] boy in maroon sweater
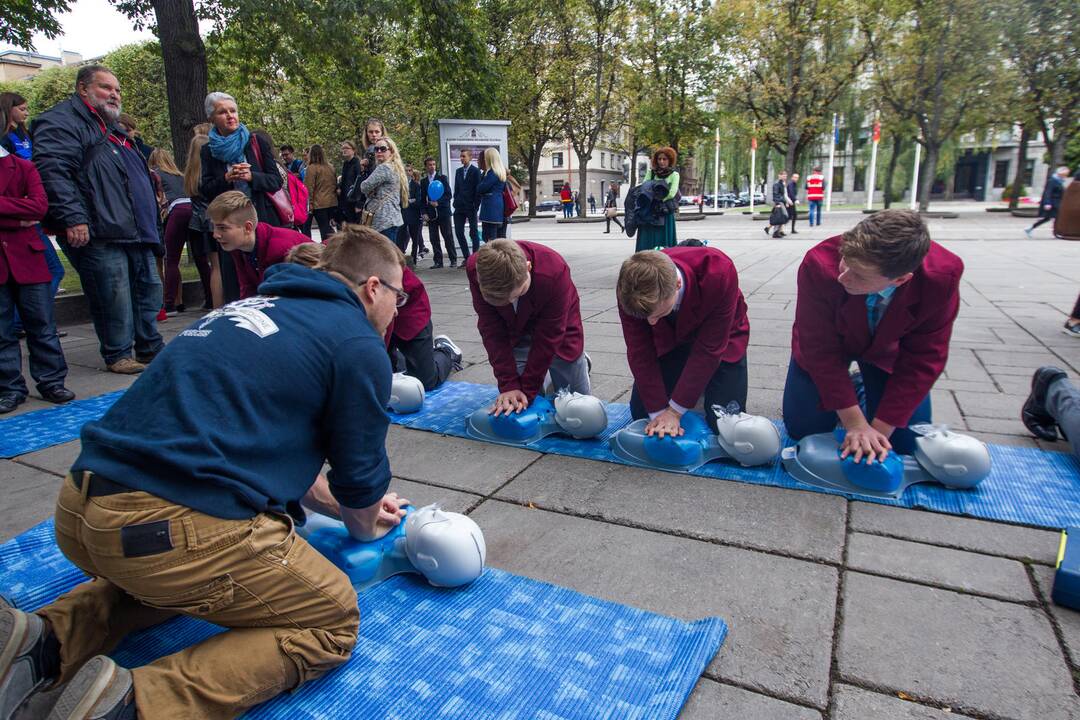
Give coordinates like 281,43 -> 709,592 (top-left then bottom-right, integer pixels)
209,191 -> 306,298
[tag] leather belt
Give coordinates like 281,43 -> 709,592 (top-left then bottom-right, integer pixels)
73,472 -> 132,498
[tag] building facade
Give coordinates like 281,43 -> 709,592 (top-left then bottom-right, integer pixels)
0,50 -> 84,83
535,140 -> 630,207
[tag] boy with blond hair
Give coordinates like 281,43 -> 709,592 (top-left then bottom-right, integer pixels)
617,247 -> 750,438
466,239 -> 589,415
208,190 -> 307,298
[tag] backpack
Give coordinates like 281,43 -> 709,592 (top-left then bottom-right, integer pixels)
286,171 -> 309,226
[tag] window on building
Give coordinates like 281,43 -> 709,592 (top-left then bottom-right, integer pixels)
993,160 -> 1009,188
836,129 -> 849,150
853,166 -> 866,192
553,180 -> 564,194
1023,160 -> 1034,186
600,152 -> 605,168
833,166 -> 845,192
552,152 -> 563,169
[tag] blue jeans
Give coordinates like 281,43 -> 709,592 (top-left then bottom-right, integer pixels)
782,355 -> 932,454
13,227 -> 64,333
807,200 -> 822,226
562,203 -> 574,218
0,280 -> 67,397
60,240 -> 163,365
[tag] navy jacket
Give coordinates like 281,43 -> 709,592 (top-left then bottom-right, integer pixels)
772,179 -> 788,205
403,178 -> 422,225
338,156 -> 361,210
476,169 -> 506,223
32,95 -> 158,242
74,263 -> 394,522
454,163 -> 481,212
1040,175 -> 1065,216
420,172 -> 452,218
786,180 -> 799,204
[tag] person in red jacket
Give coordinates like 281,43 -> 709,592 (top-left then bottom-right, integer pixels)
0,136 -> 75,412
386,266 -> 461,389
805,166 -> 825,227
617,246 -> 750,437
466,239 -> 589,415
784,209 -> 963,462
208,190 -> 306,298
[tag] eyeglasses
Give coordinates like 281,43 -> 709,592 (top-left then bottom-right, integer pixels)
373,146 -> 390,153
379,278 -> 409,307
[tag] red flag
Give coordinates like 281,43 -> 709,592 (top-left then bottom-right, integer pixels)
751,137 -> 757,150
872,121 -> 881,143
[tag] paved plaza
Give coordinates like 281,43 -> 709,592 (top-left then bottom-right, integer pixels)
2,209 -> 1079,719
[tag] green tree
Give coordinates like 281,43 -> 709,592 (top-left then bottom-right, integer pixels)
719,0 -> 871,175
103,41 -> 171,150
864,0 -> 1011,210
0,0 -> 72,49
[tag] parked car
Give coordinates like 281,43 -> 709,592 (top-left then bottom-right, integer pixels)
535,200 -> 562,212
735,192 -> 766,207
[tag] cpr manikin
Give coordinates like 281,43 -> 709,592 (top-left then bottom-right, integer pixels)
782,424 -> 992,499
609,403 -> 782,471
388,372 -> 425,414
466,390 -> 609,445
298,503 -> 486,590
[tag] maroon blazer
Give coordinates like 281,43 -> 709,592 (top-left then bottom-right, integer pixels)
386,266 -> 431,344
232,222 -> 307,298
791,235 -> 963,428
0,154 -> 50,285
619,246 -> 750,413
466,240 -> 584,400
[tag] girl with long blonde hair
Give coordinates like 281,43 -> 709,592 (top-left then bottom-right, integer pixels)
358,135 -> 408,247
477,147 -> 508,242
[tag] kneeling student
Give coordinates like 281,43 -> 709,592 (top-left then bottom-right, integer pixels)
466,239 -> 589,415
617,247 -> 750,438
784,209 -> 963,462
209,190 -> 307,299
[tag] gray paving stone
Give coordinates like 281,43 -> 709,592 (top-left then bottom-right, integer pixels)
385,426 -> 539,494
952,391 -> 1029,419
1032,565 -> 1080,669
447,362 -> 496,385
14,440 -> 80,477
0,475 -> 61,542
388,477 -> 481,515
838,572 -> 1079,719
472,501 -> 838,708
846,532 -> 1035,602
1,459 -> 63,494
681,677 -> 821,719
830,684 -> 963,719
494,454 -> 847,562
849,502 -> 1060,564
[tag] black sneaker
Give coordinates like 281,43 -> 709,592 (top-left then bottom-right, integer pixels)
1022,366 -> 1067,441
433,335 -> 463,371
40,386 -> 76,405
0,394 -> 26,415
0,608 -> 61,719
430,263 -> 444,269
46,656 -> 134,720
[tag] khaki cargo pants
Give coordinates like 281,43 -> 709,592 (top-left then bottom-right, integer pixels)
37,473 -> 358,719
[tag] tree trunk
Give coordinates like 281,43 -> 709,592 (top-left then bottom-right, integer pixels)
883,133 -> 902,209
918,143 -> 939,212
526,146 -> 542,218
151,0 -> 208,168
628,134 -> 639,189
1009,124 -> 1029,211
577,152 -> 589,218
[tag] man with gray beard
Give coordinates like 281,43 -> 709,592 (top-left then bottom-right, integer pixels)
32,65 -> 163,374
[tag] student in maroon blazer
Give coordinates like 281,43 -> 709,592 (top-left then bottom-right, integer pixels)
385,265 -> 461,390
466,239 -> 588,415
208,191 -> 306,298
617,246 -> 750,437
0,143 -> 74,412
784,209 -> 963,461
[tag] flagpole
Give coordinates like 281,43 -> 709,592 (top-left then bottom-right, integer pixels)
910,138 -> 922,211
713,127 -> 720,211
825,113 -> 837,213
866,113 -> 881,211
749,128 -> 757,216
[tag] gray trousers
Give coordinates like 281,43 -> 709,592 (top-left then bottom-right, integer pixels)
513,341 -> 591,396
1048,377 -> 1080,459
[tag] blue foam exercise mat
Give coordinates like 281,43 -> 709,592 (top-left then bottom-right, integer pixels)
3,381 -> 1080,528
0,390 -> 125,457
0,521 -> 726,720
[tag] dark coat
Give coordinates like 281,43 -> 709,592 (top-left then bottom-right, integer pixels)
618,246 -> 750,413
419,172 -> 452,219
454,163 -> 481,212
348,146 -> 378,205
466,240 -> 584,401
1040,175 -> 1065,217
791,235 -> 964,428
31,95 -> 158,242
199,133 -> 284,227
772,179 -> 788,205
786,179 -> 799,205
403,179 -> 422,226
476,169 -> 506,223
338,156 -> 361,211
0,153 -> 51,285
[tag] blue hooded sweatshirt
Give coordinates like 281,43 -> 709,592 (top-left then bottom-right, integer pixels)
73,263 -> 392,522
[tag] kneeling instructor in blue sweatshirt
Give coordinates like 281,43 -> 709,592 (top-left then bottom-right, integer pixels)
0,225 -> 411,720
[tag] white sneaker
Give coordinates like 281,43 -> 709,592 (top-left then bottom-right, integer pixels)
433,335 -> 463,369
1024,228 -> 1033,238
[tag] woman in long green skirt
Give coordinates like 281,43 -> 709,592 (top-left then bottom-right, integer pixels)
635,146 -> 680,252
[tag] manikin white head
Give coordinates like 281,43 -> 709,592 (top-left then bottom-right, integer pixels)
404,504 -> 487,587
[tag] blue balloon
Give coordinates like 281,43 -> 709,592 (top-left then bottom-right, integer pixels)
428,179 -> 445,201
